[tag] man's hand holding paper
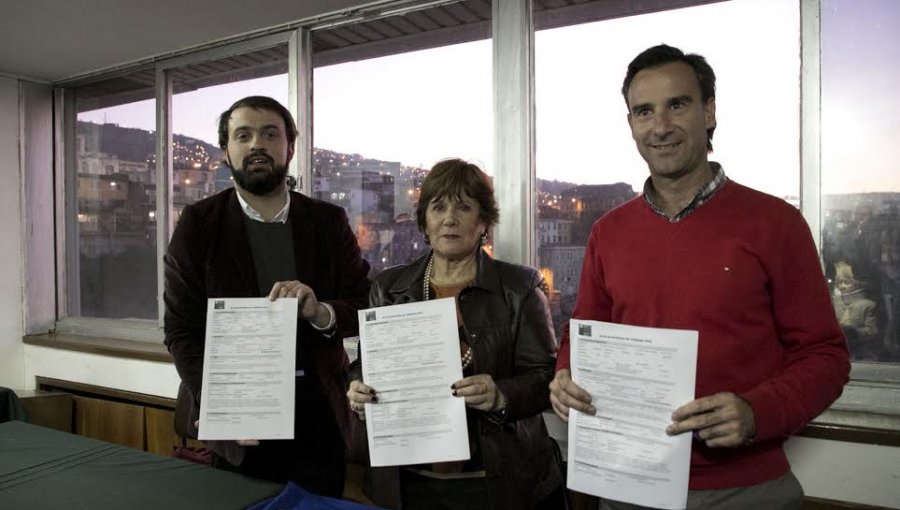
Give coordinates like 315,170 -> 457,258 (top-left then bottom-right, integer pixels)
197,297 -> 298,442
565,319 -> 698,510
667,392 -> 757,448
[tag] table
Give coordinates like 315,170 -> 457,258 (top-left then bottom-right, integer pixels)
0,421 -> 282,509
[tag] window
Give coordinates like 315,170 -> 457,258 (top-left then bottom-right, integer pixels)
534,0 -> 800,336
821,0 -> 900,365
60,37 -> 291,332
312,2 -> 492,276
71,69 -> 158,320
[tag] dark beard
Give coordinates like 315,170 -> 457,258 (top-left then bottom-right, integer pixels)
227,153 -> 288,196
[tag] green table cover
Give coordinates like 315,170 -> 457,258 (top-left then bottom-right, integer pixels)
0,387 -> 28,423
0,421 -> 282,509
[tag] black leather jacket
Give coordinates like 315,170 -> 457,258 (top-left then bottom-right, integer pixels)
353,249 -> 562,509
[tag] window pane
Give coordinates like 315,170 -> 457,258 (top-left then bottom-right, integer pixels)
535,0 -> 800,336
822,0 -> 900,364
314,16 -> 492,276
171,44 -> 289,218
74,70 -> 158,319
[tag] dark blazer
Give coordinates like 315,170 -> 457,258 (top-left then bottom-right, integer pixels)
164,188 -> 370,464
355,249 -> 562,510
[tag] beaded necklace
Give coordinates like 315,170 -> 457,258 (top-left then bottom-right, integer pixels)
423,254 -> 474,370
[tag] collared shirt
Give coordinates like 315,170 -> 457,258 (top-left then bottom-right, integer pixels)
642,162 -> 728,223
235,187 -> 336,334
235,187 -> 291,224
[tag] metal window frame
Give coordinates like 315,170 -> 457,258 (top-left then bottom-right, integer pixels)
55,88 -> 76,320
154,63 -> 172,330
493,0 -> 534,265
801,0 -> 822,252
290,28 -> 314,196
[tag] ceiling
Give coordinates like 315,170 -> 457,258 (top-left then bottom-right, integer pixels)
0,0 -> 718,84
0,0 -> 372,83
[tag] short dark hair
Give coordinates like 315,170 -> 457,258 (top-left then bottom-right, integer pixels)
621,44 -> 717,152
217,96 -> 298,150
416,158 -> 499,233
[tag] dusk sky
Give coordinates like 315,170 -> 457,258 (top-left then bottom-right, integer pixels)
79,0 -> 897,197
821,0 -> 900,195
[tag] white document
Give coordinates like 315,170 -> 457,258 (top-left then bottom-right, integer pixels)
359,298 -> 470,467
198,297 -> 297,441
567,319 -> 698,510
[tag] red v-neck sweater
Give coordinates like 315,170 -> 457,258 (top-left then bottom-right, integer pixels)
557,180 -> 849,490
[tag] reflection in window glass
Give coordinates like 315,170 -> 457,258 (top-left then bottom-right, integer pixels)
822,0 -> 900,363
314,41 -> 492,276
534,0 -> 800,336
75,75 -> 158,319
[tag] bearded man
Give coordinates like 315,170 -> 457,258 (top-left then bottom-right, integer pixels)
164,96 -> 370,496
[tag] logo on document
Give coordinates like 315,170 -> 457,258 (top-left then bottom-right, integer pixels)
214,300 -> 225,310
578,323 -> 592,337
365,311 -> 377,322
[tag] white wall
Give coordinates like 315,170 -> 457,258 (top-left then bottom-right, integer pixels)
0,77 -> 24,390
787,436 -> 900,509
23,345 -> 179,398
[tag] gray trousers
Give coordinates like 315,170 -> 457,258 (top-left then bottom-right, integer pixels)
600,471 -> 803,510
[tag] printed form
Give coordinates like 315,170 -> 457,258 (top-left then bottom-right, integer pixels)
198,297 -> 297,441
359,298 -> 470,467
568,319 -> 698,510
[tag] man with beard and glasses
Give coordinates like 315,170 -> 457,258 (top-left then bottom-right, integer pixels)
164,96 -> 370,497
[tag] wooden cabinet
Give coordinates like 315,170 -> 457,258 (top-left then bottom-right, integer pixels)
15,389 -> 73,432
73,395 -> 145,449
145,407 -> 182,456
37,377 -> 203,458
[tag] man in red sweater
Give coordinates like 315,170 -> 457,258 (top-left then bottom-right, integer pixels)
549,44 -> 850,509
